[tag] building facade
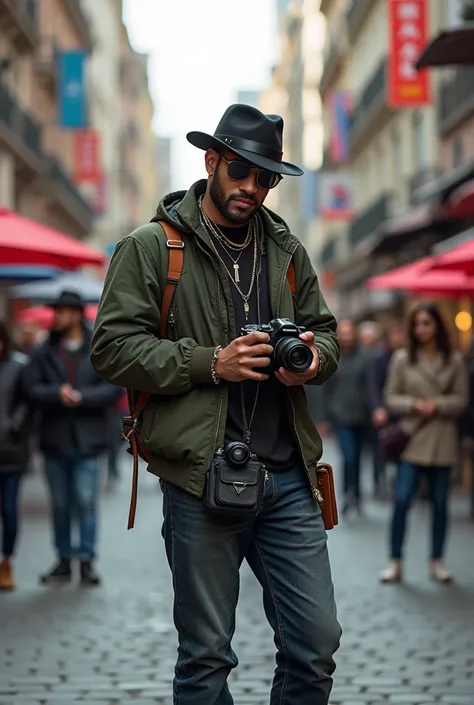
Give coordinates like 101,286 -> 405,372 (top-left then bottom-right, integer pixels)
119,25 -> 158,235
318,0 -> 451,320
0,0 -> 95,239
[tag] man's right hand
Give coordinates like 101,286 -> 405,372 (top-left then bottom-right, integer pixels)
215,331 -> 273,383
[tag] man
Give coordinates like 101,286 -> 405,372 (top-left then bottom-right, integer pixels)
25,290 -> 121,586
321,319 -> 370,515
91,104 -> 341,704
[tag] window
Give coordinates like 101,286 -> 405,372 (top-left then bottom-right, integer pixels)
452,137 -> 464,168
412,112 -> 428,172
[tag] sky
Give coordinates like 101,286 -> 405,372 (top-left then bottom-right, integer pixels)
123,0 -> 278,190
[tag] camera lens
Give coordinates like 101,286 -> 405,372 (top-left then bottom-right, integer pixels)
225,441 -> 251,467
275,337 -> 313,373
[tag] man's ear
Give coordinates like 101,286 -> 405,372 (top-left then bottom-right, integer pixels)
205,149 -> 219,177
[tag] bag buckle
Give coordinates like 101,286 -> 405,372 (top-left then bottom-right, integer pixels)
121,415 -> 137,441
166,240 -> 184,249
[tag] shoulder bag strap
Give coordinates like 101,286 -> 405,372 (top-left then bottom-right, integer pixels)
287,261 -> 297,312
127,221 -> 184,530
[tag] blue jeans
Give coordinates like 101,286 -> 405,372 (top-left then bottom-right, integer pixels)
44,450 -> 100,559
390,462 -> 450,560
333,425 -> 364,499
0,473 -> 22,556
161,466 -> 341,705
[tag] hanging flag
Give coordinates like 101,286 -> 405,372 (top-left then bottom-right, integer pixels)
319,172 -> 355,221
58,50 -> 87,128
388,0 -> 430,107
329,91 -> 351,163
73,129 -> 100,182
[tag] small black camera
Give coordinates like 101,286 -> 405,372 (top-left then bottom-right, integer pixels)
216,442 -> 251,467
241,318 -> 313,374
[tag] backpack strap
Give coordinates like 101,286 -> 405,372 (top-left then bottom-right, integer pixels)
125,220 -> 184,529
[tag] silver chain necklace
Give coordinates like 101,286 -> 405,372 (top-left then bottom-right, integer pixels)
199,202 -> 259,320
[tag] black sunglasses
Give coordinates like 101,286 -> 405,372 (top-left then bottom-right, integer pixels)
220,155 -> 283,190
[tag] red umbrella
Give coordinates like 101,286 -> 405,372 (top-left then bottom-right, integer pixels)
17,304 -> 98,329
431,238 -> 474,276
366,256 -> 435,290
407,271 -> 474,297
0,208 -> 105,269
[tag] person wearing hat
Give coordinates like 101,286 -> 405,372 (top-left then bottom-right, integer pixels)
24,290 -> 121,587
92,104 -> 341,703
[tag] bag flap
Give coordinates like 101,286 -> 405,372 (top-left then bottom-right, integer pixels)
218,460 -> 261,487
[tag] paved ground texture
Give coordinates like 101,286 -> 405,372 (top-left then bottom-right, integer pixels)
1,442 -> 473,705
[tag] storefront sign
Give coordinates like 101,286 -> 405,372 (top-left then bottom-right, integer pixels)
328,91 -> 351,163
58,50 -> 87,128
73,129 -> 101,183
388,0 -> 430,107
319,171 -> 355,221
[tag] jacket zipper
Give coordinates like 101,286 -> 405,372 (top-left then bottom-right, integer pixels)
276,243 -> 322,503
195,238 -> 227,466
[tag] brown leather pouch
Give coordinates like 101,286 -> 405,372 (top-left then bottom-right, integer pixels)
316,463 -> 339,530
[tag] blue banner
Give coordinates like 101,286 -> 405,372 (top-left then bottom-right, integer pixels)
58,50 -> 87,129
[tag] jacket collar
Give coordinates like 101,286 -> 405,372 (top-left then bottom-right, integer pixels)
161,180 -> 299,255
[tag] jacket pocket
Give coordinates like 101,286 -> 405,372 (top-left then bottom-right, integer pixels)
140,387 -> 218,467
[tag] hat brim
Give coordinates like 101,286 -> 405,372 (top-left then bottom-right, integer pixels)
186,131 -> 304,177
49,301 -> 85,310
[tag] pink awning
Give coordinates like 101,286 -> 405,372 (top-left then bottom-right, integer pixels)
0,208 -> 105,269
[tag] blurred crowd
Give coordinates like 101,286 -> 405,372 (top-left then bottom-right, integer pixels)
1,293 -> 473,592
309,302 -> 473,582
0,290 -> 126,591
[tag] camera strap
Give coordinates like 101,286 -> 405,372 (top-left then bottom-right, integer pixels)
240,226 -> 264,446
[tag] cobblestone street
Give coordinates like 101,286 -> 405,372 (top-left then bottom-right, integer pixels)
1,443 -> 473,705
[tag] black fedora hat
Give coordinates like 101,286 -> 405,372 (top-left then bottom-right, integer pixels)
49,290 -> 85,311
187,104 -> 304,177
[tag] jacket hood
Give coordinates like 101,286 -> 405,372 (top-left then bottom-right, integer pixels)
152,180 -> 298,253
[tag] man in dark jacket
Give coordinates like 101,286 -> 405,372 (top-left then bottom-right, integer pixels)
91,105 -> 341,705
321,319 -> 371,515
25,291 -> 120,586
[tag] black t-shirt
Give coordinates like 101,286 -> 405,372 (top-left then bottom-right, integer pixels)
212,223 -> 297,470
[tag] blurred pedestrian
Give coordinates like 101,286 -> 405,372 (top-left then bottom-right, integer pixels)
91,104 -> 341,704
367,323 -> 406,495
322,319 -> 370,515
0,322 -> 30,591
379,303 -> 467,584
358,320 -> 382,350
24,291 -> 121,587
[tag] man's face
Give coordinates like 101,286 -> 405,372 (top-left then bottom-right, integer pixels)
207,150 -> 271,225
53,306 -> 81,333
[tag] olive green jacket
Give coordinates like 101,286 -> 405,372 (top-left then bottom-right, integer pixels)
91,181 -> 339,496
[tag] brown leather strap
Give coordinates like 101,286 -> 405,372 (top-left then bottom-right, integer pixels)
160,221 -> 184,338
127,221 -> 184,529
127,433 -> 140,530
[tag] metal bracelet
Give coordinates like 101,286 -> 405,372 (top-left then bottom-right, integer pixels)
211,345 -> 222,385
315,346 -> 325,378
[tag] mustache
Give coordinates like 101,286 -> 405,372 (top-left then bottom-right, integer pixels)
229,192 -> 257,204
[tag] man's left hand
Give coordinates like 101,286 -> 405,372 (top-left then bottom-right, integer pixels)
275,331 -> 319,387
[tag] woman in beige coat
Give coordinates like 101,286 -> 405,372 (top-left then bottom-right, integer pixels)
379,303 -> 467,584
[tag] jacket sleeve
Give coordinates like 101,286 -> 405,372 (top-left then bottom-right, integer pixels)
23,352 -> 62,410
385,349 -> 414,417
91,232 -> 217,394
434,353 -> 469,418
293,244 -> 339,385
366,352 -> 381,413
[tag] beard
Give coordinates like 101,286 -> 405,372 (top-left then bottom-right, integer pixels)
209,165 -> 259,225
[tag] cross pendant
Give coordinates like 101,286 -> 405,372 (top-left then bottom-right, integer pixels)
244,302 -> 250,320
233,263 -> 240,283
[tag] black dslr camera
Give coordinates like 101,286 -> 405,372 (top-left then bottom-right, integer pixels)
241,318 -> 313,374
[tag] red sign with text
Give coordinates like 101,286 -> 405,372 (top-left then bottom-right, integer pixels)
388,0 -> 430,107
74,129 -> 101,183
